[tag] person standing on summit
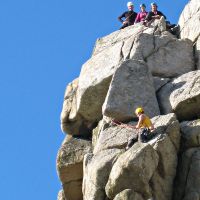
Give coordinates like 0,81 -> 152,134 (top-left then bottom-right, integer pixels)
118,2 -> 137,29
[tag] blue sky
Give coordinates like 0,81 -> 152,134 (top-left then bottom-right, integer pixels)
0,0 -> 188,199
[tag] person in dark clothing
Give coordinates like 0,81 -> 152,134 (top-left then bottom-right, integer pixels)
145,2 -> 166,23
145,2 -> 179,35
118,2 -> 137,29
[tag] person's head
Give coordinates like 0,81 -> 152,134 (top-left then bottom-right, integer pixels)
140,4 -> 146,12
151,2 -> 158,12
127,2 -> 134,11
135,107 -> 144,116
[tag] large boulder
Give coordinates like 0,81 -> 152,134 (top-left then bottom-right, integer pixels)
180,119 -> 200,151
77,41 -> 123,122
173,148 -> 200,200
129,33 -> 194,78
178,0 -> 200,70
102,59 -> 160,121
178,0 -> 200,42
76,26 -> 160,123
157,70 -> 200,121
146,38 -> 194,77
113,189 -> 144,200
105,143 -> 159,199
150,135 -> 178,200
93,120 -> 137,154
82,149 -> 122,200
57,136 -> 92,200
60,78 -> 81,135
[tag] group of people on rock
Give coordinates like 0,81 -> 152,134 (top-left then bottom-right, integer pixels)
118,2 -> 178,34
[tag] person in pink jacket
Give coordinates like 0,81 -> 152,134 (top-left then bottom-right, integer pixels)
135,4 -> 148,23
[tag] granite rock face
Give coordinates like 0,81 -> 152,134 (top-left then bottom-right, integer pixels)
113,189 -> 143,200
60,20 -> 194,136
173,118 -> 200,200
174,148 -> 200,200
158,70 -> 200,121
105,143 -> 159,199
179,0 -> 200,70
103,59 -> 160,121
57,1 -> 200,199
146,38 -> 194,77
180,119 -> 200,150
82,149 -> 122,200
82,113 -> 180,200
178,0 -> 200,42
57,136 -> 92,200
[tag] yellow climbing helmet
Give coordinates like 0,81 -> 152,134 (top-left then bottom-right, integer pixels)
135,107 -> 144,114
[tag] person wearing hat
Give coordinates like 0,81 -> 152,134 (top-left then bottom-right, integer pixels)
126,107 -> 155,149
134,107 -> 154,131
145,2 -> 166,23
135,4 -> 148,23
118,2 -> 137,29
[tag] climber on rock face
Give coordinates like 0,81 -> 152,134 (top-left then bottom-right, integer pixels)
126,107 -> 155,149
118,2 -> 137,29
135,4 -> 148,23
135,107 -> 156,143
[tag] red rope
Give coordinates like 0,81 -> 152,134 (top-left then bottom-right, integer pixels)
111,119 -> 136,129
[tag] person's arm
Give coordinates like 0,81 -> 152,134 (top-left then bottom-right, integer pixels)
118,12 -> 126,23
149,121 -> 155,131
135,115 -> 145,129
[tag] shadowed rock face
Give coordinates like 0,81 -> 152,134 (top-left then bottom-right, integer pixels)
173,148 -> 200,200
173,119 -> 200,200
180,119 -> 200,151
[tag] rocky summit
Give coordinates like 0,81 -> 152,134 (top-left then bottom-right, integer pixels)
57,0 -> 200,199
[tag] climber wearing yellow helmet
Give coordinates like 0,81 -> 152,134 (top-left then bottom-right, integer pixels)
126,107 -> 155,149
135,107 -> 154,130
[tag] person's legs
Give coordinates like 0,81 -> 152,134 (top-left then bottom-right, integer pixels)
140,128 -> 151,143
158,16 -> 166,31
120,23 -> 129,29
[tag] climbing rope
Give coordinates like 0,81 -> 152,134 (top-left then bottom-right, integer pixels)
111,119 -> 136,129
